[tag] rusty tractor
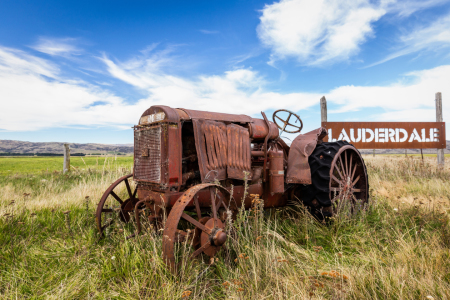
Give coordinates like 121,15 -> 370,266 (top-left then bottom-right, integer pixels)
96,106 -> 369,272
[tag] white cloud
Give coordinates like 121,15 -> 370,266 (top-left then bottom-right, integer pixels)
257,0 -> 449,66
366,14 -> 450,67
327,65 -> 450,132
0,47 -> 147,131
101,53 -> 320,116
257,0 -> 386,66
0,46 -> 320,131
1,45 -> 448,139
31,37 -> 82,57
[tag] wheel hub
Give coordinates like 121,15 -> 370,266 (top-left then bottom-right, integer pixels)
212,229 -> 227,246
200,218 -> 226,256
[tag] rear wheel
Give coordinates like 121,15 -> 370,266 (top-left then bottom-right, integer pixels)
296,141 -> 369,219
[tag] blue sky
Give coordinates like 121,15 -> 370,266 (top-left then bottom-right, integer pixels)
0,0 -> 449,144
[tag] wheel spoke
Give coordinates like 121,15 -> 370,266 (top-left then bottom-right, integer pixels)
330,194 -> 341,203
352,188 -> 364,192
210,188 -> 218,227
182,213 -> 211,234
190,241 -> 211,259
338,155 -> 347,178
287,123 -> 301,129
331,175 -> 343,185
330,187 -> 342,192
124,179 -> 133,198
348,153 -> 353,179
334,163 -> 345,181
275,115 -> 284,122
351,175 -> 361,187
351,164 -> 357,181
194,195 -> 202,220
132,186 -> 138,198
101,218 -> 114,231
344,151 -> 349,179
110,191 -> 124,205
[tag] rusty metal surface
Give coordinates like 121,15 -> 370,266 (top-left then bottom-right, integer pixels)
192,119 -> 252,182
249,118 -> 279,140
322,122 -> 446,149
329,145 -> 369,214
192,119 -> 227,182
227,124 -> 252,180
162,183 -> 232,273
268,148 -> 284,194
273,109 -> 303,133
178,108 -> 252,123
139,105 -> 180,125
134,125 -> 162,183
286,127 -> 327,184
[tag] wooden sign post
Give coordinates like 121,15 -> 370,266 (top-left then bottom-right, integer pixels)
436,92 -> 444,168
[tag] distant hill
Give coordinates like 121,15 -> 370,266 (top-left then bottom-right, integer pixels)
0,139 -> 448,156
0,140 -> 134,155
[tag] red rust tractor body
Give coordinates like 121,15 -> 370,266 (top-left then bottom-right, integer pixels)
96,105 -> 369,271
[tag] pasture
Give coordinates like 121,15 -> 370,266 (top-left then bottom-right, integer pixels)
0,156 -> 449,299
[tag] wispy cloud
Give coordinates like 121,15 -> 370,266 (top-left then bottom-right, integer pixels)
257,0 -> 448,67
100,50 -> 320,116
365,13 -> 450,68
327,65 -> 450,126
199,29 -> 219,34
0,46 -> 144,131
31,37 -> 83,57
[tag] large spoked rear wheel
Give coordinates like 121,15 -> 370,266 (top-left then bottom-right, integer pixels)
162,183 -> 232,274
96,174 -> 138,236
299,141 -> 369,220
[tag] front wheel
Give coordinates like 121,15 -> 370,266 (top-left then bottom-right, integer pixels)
296,141 -> 369,219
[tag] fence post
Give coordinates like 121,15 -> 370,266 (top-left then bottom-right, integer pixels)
63,143 -> 70,174
320,96 -> 327,124
436,92 -> 445,168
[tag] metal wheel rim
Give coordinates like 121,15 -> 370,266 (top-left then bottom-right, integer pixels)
329,145 -> 368,215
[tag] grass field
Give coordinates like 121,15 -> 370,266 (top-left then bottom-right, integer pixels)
0,156 -> 133,176
1,156 -> 449,299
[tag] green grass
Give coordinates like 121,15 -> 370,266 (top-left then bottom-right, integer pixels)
0,156 -> 133,176
0,156 -> 449,299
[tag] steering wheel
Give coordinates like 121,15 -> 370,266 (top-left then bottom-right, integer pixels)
272,109 -> 303,133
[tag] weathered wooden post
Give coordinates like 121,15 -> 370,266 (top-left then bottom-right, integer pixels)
436,92 -> 445,168
320,96 -> 327,124
373,149 -> 375,157
63,143 -> 70,174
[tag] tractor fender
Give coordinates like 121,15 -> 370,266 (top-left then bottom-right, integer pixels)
286,127 -> 327,185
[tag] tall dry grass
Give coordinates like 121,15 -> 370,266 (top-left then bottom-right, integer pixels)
0,155 -> 449,299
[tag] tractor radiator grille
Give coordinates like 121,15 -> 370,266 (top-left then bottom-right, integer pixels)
134,126 -> 161,182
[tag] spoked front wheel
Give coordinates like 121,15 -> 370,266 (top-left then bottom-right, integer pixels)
96,174 -> 138,236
